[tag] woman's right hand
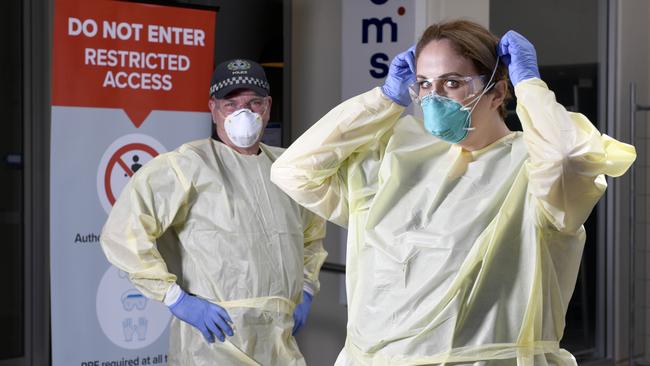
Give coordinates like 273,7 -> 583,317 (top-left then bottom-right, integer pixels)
381,45 -> 416,107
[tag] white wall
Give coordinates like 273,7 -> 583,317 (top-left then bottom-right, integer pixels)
417,0 -> 489,30
290,0 -> 343,139
291,1 -> 348,365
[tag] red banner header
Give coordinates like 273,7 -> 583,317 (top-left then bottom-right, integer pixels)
53,0 -> 216,127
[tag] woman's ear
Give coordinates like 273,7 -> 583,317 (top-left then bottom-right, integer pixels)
489,80 -> 507,110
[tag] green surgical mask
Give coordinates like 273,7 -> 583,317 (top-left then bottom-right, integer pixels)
420,59 -> 499,144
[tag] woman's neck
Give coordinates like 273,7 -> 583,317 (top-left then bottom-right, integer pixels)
459,115 -> 512,152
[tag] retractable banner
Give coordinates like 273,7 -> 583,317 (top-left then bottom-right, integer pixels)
341,0 -> 415,100
50,1 -> 216,364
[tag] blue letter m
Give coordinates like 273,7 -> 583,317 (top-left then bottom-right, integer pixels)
362,17 -> 397,44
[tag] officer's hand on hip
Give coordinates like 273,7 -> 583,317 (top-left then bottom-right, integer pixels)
168,289 -> 234,343
292,291 -> 313,335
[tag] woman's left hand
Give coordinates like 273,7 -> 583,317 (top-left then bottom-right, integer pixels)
497,30 -> 540,86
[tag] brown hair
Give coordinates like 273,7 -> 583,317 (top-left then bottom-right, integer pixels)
416,19 -> 511,117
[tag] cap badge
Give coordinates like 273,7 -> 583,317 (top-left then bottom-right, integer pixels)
227,59 -> 251,71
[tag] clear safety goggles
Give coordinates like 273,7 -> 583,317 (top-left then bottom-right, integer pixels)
409,74 -> 490,105
216,96 -> 269,115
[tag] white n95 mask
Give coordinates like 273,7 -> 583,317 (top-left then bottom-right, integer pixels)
224,109 -> 264,148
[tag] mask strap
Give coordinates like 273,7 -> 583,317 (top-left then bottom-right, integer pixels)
461,57 -> 500,131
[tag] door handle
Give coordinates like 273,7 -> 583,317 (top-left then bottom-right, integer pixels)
628,82 -> 649,366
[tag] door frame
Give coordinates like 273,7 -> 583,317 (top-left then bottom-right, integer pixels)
22,0 -> 51,364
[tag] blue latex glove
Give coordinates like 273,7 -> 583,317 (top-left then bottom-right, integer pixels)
168,289 -> 234,343
497,30 -> 540,86
381,46 -> 416,107
292,291 -> 313,335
